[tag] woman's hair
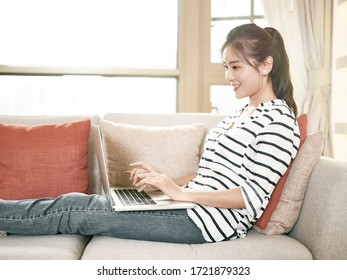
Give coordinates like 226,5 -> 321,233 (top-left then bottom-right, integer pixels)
221,23 -> 297,116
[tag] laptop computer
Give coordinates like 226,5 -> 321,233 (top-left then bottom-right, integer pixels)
92,125 -> 196,211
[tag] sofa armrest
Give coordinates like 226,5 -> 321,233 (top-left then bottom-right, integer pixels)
288,156 -> 347,259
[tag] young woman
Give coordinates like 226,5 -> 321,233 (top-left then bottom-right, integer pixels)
0,23 -> 300,244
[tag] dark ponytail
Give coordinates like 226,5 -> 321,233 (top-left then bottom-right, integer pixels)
221,24 -> 298,116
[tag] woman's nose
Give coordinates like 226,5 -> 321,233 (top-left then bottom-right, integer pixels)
225,69 -> 234,82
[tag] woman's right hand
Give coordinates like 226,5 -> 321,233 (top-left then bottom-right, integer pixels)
127,162 -> 157,186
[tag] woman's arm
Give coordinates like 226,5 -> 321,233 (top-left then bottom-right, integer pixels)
172,173 -> 198,186
129,162 -> 245,209
178,187 -> 246,209
134,172 -> 246,209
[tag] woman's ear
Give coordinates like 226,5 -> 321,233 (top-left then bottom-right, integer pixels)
259,56 -> 273,75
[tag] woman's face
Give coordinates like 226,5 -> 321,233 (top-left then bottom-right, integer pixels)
222,46 -> 263,100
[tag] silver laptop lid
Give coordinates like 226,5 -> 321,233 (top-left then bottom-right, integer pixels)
92,125 -> 113,204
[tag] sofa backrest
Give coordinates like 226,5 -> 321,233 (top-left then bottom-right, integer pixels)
103,113 -> 226,157
289,156 -> 347,259
0,115 -> 102,195
0,113 -> 226,195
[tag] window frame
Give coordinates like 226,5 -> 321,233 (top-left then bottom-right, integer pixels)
199,0 -> 266,112
0,66 -> 179,78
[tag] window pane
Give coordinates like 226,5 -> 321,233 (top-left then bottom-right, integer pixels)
254,18 -> 268,28
210,85 -> 248,115
210,0 -> 267,63
211,0 -> 251,18
0,0 -> 178,69
0,76 -> 177,115
211,20 -> 249,63
254,0 -> 265,15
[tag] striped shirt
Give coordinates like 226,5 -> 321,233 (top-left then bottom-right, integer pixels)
186,99 -> 300,242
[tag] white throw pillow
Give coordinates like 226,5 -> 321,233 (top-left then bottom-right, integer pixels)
99,120 -> 206,188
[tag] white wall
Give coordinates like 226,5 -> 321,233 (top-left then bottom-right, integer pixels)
332,0 -> 347,161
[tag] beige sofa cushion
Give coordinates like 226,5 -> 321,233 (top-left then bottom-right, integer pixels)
82,230 -> 312,260
99,120 -> 206,188
0,235 -> 91,260
289,156 -> 347,259
253,130 -> 324,235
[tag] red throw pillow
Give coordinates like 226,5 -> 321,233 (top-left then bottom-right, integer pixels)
253,114 -> 308,229
0,119 -> 90,200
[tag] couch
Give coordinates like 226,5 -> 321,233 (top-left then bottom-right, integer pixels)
0,113 -> 346,260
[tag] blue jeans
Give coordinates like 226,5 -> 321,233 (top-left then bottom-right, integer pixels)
0,193 -> 205,244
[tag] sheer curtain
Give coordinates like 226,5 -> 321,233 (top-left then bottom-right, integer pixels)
261,0 -> 333,156
297,0 -> 333,156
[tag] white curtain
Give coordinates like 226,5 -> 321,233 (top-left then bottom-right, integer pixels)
297,0 -> 333,156
261,0 -> 333,156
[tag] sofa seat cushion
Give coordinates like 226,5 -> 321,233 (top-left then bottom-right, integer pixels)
0,234 -> 91,260
81,230 -> 312,260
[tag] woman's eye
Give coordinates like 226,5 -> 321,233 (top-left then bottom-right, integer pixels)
232,65 -> 240,70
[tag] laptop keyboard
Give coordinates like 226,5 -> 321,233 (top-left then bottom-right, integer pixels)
113,189 -> 157,206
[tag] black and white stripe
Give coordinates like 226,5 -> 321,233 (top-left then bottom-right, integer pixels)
187,99 -> 300,242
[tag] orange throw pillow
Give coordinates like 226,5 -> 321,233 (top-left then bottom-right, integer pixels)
0,119 -> 90,200
253,114 -> 308,229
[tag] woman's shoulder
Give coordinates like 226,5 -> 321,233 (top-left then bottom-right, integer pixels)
257,99 -> 295,123
251,100 -> 299,141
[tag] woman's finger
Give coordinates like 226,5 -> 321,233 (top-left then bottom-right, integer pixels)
129,162 -> 155,173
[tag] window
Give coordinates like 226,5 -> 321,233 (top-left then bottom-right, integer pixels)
0,0 -> 267,115
0,76 -> 177,115
210,0 -> 267,63
209,0 -> 267,114
0,0 -> 178,115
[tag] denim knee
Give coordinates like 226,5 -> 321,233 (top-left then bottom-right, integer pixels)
0,193 -> 112,235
